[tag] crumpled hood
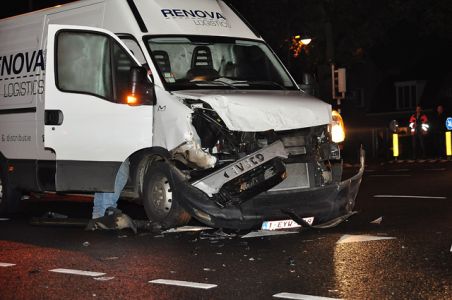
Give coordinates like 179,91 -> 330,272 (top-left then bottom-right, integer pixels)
173,89 -> 332,131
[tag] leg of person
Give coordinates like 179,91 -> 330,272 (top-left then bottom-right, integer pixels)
412,135 -> 417,159
91,159 -> 130,219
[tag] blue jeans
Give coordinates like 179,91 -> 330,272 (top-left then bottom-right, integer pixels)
92,159 -> 130,219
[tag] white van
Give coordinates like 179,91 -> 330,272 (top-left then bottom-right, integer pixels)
0,0 -> 364,229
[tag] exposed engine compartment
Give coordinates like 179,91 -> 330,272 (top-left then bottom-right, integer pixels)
170,99 -> 342,208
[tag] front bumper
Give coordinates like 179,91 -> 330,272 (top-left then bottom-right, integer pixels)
173,148 -> 365,230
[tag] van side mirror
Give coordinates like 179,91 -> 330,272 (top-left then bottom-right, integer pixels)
127,66 -> 156,106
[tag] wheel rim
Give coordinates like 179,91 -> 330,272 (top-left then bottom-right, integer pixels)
150,174 -> 173,219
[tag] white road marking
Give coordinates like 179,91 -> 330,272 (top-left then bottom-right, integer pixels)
0,218 -> 10,221
241,230 -> 298,239
373,195 -> 447,199
0,263 -> 16,267
273,292 -> 341,300
149,279 -> 217,289
337,234 -> 396,244
369,174 -> 411,177
49,268 -> 106,277
424,168 -> 447,171
450,244 -> 452,253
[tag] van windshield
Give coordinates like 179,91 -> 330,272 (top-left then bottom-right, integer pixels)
145,36 -> 297,91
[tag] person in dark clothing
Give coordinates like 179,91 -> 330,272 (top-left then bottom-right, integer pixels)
409,105 -> 429,159
430,104 -> 447,158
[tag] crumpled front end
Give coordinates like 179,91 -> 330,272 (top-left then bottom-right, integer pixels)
171,143 -> 364,230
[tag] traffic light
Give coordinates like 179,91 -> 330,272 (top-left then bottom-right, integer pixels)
332,66 -> 346,100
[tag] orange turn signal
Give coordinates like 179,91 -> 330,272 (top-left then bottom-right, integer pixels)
126,95 -> 138,106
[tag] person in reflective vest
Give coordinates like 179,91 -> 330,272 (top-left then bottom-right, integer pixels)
409,105 -> 429,159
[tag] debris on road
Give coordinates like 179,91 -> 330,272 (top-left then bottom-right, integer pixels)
336,234 -> 396,244
241,230 -> 298,239
162,226 -> 213,233
82,241 -> 90,247
370,216 -> 383,224
287,257 -> 296,267
100,257 -> 119,261
199,229 -> 236,240
93,276 -> 115,281
42,211 -> 68,219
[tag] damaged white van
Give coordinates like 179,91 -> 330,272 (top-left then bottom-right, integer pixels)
0,0 -> 364,229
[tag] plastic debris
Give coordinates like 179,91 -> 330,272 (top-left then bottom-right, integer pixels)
83,241 -> 90,247
93,277 -> 115,281
199,229 -> 236,240
370,216 -> 383,224
337,234 -> 396,244
117,235 -> 128,239
288,257 -> 296,267
241,230 -> 298,239
249,257 -> 255,261
42,212 -> 68,219
100,257 -> 119,261
162,226 -> 212,233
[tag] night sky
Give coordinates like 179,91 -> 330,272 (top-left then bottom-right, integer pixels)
2,0 -> 452,114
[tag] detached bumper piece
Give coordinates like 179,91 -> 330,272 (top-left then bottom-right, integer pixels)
173,146 -> 365,230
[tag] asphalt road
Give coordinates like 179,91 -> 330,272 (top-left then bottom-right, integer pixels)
1,161 -> 451,300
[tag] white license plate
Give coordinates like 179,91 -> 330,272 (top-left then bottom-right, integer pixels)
261,217 -> 314,231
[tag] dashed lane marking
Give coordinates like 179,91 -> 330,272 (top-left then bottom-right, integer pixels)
149,279 -> 217,289
336,234 -> 396,244
424,168 -> 447,171
273,292 -> 341,300
0,263 -> 16,267
49,268 -> 106,277
373,195 -> 447,199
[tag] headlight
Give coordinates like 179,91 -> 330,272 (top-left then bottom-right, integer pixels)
331,110 -> 345,143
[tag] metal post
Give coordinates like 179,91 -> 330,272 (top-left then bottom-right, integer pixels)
446,131 -> 451,158
392,133 -> 399,159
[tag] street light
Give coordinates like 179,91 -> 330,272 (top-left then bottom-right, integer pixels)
290,34 -> 312,58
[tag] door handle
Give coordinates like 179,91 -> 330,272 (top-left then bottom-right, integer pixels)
45,110 -> 64,126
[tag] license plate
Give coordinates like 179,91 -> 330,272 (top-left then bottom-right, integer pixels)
261,217 -> 314,231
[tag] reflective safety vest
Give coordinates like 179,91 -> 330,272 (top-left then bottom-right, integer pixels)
409,113 -> 429,134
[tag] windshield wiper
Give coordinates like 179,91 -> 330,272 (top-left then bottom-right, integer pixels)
193,79 -> 238,90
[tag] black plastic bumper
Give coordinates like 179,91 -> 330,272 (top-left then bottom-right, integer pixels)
173,149 -> 365,230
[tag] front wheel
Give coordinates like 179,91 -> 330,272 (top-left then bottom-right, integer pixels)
142,161 -> 191,228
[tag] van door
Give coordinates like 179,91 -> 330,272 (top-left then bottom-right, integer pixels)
44,24 -> 154,192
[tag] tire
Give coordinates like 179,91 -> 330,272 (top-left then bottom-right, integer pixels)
142,161 -> 191,228
0,161 -> 22,215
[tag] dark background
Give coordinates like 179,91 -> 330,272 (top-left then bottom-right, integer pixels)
2,0 -> 452,159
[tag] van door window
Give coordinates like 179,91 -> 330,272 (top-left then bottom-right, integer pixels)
112,42 -> 136,103
120,38 -> 146,64
56,31 -> 144,104
57,32 -> 112,99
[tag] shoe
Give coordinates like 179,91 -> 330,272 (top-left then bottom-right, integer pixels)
85,207 -> 137,234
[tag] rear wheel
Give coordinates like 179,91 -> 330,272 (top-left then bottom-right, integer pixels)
0,161 -> 22,215
142,161 -> 191,228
